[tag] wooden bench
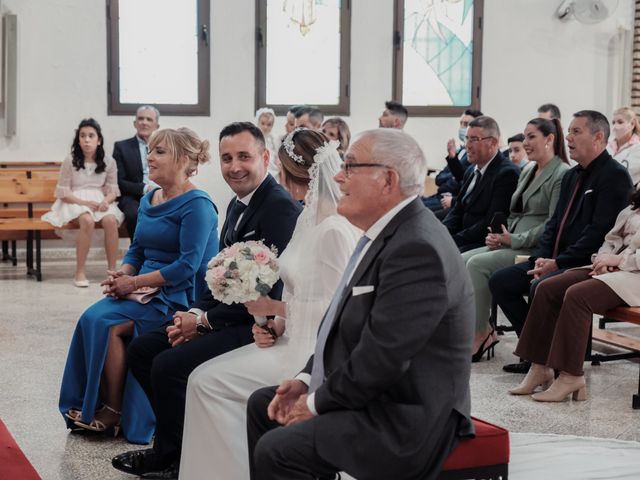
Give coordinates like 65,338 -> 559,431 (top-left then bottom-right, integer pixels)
590,307 -> 640,409
0,164 -> 128,281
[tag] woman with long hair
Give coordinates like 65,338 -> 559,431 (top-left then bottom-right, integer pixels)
42,118 -> 123,286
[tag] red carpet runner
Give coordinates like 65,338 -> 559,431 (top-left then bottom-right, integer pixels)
0,419 -> 41,480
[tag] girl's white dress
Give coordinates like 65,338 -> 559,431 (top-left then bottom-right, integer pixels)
42,155 -> 124,227
179,213 -> 358,480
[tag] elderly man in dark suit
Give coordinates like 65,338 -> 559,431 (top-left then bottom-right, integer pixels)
442,116 -> 521,252
112,122 -> 302,478
490,110 -> 633,374
246,128 -> 475,480
112,105 -> 160,240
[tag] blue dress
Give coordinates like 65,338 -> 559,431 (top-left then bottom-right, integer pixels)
59,188 -> 219,444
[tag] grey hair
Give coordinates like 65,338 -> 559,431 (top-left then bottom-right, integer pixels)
468,115 -> 500,140
573,110 -> 610,142
356,129 -> 427,196
136,105 -> 160,121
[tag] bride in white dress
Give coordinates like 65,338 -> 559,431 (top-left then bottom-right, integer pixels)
179,128 -> 359,479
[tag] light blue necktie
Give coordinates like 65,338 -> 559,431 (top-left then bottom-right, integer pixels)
309,235 -> 371,392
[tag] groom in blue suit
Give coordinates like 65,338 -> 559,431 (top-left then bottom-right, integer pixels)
113,122 -> 302,478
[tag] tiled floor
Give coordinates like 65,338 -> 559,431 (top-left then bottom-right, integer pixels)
1,259 -> 639,479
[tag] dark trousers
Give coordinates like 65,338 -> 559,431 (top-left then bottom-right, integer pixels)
118,195 -> 140,241
514,269 -> 625,375
246,387 -> 460,480
488,261 -> 565,336
127,322 -> 253,459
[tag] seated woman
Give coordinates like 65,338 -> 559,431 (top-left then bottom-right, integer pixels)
509,187 -> 640,401
608,106 -> 640,186
59,128 -> 219,444
42,118 -> 124,287
462,118 -> 570,361
321,117 -> 350,158
178,129 -> 359,479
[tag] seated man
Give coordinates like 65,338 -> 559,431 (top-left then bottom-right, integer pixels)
489,110 -> 633,374
423,109 -> 482,217
378,100 -> 408,129
247,128 -> 475,480
538,103 -> 562,121
442,116 -> 520,252
113,105 -> 160,240
111,122 -> 302,478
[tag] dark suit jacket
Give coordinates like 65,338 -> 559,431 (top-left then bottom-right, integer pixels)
532,149 -> 633,268
113,136 -> 145,199
303,198 -> 475,480
192,175 -> 302,326
443,151 -> 520,250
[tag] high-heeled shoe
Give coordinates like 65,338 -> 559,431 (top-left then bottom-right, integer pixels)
74,404 -> 121,436
508,363 -> 554,395
471,330 -> 499,363
531,373 -> 587,402
65,409 -> 82,422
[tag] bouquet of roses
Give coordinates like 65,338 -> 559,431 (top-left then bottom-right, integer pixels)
205,240 -> 280,335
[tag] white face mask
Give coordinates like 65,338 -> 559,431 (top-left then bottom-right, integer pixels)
612,123 -> 633,140
458,127 -> 467,143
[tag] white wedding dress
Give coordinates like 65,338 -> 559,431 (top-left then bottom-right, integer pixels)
179,212 -> 358,480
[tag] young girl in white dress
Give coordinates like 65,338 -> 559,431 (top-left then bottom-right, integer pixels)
178,129 -> 359,479
256,107 -> 281,181
42,118 -> 124,287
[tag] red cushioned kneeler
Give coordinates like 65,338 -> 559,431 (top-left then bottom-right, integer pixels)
437,417 -> 509,480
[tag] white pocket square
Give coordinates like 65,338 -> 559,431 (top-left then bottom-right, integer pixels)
584,189 -> 593,195
352,285 -> 374,296
242,230 -> 256,238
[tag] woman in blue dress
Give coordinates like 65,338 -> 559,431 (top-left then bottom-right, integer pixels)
59,127 -> 219,444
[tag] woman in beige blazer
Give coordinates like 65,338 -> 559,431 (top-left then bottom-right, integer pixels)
509,189 -> 640,402
462,118 -> 570,361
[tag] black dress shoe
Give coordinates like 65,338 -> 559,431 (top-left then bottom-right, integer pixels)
502,360 -> 531,374
112,448 -> 174,476
140,462 -> 179,479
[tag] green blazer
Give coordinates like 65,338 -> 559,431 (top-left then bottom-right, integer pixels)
507,156 -> 570,250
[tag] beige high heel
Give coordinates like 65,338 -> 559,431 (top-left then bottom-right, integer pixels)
65,409 -> 82,422
508,363 -> 554,395
74,404 -> 121,437
531,373 -> 587,402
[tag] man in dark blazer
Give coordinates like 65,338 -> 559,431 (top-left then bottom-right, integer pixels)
423,109 -> 482,217
112,122 -> 302,478
443,116 -> 520,252
112,105 -> 160,240
489,110 -> 633,374
247,128 -> 475,480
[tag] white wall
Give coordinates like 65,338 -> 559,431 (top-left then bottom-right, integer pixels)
0,0 -> 634,218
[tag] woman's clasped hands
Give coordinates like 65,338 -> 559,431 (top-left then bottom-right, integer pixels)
590,253 -> 622,276
101,270 -> 137,298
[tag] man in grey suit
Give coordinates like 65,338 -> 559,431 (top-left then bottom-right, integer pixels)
246,128 -> 475,480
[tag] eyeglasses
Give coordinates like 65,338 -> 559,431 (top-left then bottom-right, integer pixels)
340,162 -> 392,177
464,136 -> 493,144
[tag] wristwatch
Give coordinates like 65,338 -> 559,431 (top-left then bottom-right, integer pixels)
195,313 -> 211,335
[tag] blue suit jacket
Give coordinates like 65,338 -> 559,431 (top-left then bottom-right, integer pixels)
192,174 -> 302,326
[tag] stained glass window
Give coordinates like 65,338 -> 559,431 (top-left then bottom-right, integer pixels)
394,0 -> 483,116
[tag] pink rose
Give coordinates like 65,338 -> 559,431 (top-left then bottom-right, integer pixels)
254,250 -> 269,265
